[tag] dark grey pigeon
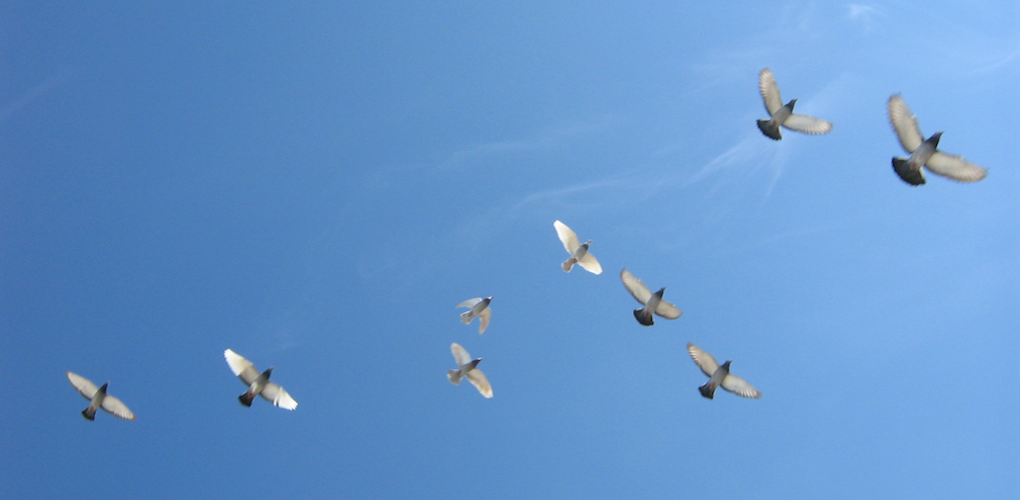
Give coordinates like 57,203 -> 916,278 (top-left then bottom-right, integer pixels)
757,68 -> 833,140
887,94 -> 987,186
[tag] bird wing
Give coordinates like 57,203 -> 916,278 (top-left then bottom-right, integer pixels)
259,382 -> 298,410
100,394 -> 137,420
476,307 -> 491,334
721,374 -> 761,399
66,371 -> 99,400
686,343 -> 719,378
553,220 -> 581,254
620,268 -> 652,304
759,68 -> 783,115
576,253 -> 602,275
451,343 -> 472,367
925,151 -> 987,182
654,299 -> 682,319
888,95 -> 923,153
457,297 -> 482,309
465,368 -> 493,398
783,114 -> 833,135
224,349 -> 261,385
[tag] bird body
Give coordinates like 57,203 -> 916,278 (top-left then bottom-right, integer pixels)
757,68 -> 832,140
887,94 -> 986,185
66,371 -> 136,421
447,343 -> 492,398
457,297 -> 493,334
224,349 -> 298,410
687,344 -> 760,399
620,268 -> 682,326
553,220 -> 603,274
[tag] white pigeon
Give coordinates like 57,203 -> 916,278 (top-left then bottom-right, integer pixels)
553,220 -> 603,275
620,268 -> 682,326
66,371 -> 136,421
687,343 -> 761,399
757,68 -> 833,140
223,349 -> 298,410
447,343 -> 493,398
457,297 -> 493,334
887,94 -> 987,186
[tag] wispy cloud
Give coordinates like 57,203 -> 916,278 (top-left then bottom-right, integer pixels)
437,115 -> 616,170
0,67 -> 74,123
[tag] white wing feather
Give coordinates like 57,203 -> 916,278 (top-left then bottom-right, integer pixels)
925,151 -> 987,182
888,95 -> 923,153
620,268 -> 652,304
465,369 -> 493,398
476,307 -> 491,334
457,298 -> 482,309
224,349 -> 260,384
553,220 -> 581,254
759,68 -> 783,115
451,343 -> 472,367
722,374 -> 761,399
66,371 -> 99,400
576,253 -> 603,275
783,114 -> 833,135
100,395 -> 137,420
260,382 -> 298,410
687,343 -> 720,378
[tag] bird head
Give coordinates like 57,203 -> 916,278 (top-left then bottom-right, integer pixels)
929,131 -> 944,146
262,367 -> 274,379
721,360 -> 732,370
787,98 -> 798,110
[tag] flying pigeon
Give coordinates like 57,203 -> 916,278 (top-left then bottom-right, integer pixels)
223,349 -> 298,410
620,268 -> 682,326
887,94 -> 987,186
457,297 -> 493,334
447,343 -> 493,398
686,343 -> 761,399
65,371 -> 136,421
553,220 -> 603,275
757,68 -> 833,140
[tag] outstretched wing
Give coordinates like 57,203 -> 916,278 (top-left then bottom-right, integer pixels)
451,343 -> 472,367
553,220 -> 581,254
260,382 -> 298,410
686,343 -> 719,378
576,253 -> 602,275
722,374 -> 761,399
100,395 -> 137,420
925,151 -> 987,182
620,268 -> 652,305
465,369 -> 493,398
476,307 -> 491,334
759,68 -> 783,115
224,349 -> 260,385
457,297 -> 482,309
783,114 -> 833,135
888,95 -> 923,153
654,299 -> 682,320
66,371 -> 99,400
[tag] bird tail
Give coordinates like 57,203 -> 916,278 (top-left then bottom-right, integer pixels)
447,369 -> 463,385
698,382 -> 716,399
562,258 -> 576,272
81,407 -> 97,421
757,119 -> 782,141
459,311 -> 474,324
892,157 -> 925,186
238,392 -> 255,407
633,309 -> 654,326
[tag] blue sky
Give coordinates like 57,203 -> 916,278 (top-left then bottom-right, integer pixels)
2,1 -> 1018,498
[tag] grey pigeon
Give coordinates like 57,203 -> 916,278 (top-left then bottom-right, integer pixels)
757,68 -> 833,140
66,371 -> 136,421
224,349 -> 298,410
620,268 -> 682,326
447,343 -> 493,398
553,220 -> 603,274
687,343 -> 760,399
887,94 -> 987,186
457,297 -> 493,334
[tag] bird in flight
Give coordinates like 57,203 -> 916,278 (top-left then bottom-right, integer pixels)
66,371 -> 136,421
457,297 -> 493,334
756,68 -> 833,140
447,343 -> 493,398
887,94 -> 987,186
224,349 -> 298,410
686,343 -> 761,399
620,268 -> 682,326
553,220 -> 603,275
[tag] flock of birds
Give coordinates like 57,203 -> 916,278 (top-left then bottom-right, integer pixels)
65,67 -> 989,419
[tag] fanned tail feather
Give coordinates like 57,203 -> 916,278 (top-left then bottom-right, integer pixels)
562,258 -> 575,272
757,119 -> 781,141
447,369 -> 463,385
238,392 -> 255,407
633,309 -> 654,326
698,383 -> 716,399
81,407 -> 97,421
459,311 -> 473,324
892,157 -> 925,186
